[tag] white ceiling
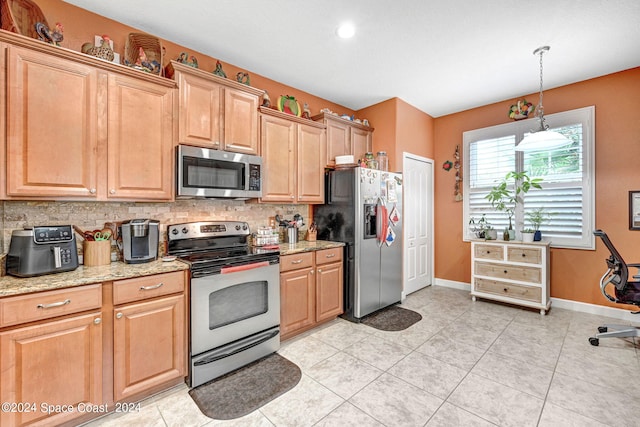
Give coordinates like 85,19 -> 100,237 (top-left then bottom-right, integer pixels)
63,0 -> 640,118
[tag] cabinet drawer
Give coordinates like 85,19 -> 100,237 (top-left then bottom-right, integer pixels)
280,252 -> 314,272
0,284 -> 102,327
474,261 -> 541,284
506,246 -> 542,264
113,271 -> 185,305
474,278 -> 542,303
474,244 -> 504,261
315,247 -> 343,265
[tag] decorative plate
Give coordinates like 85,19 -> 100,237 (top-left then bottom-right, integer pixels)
277,95 -> 301,117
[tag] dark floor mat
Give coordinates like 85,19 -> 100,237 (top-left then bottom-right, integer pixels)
188,353 -> 301,420
361,305 -> 422,331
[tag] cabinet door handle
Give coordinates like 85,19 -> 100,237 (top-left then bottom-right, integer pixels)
89,188 -> 97,194
109,189 -> 116,194
37,299 -> 71,309
291,259 -> 303,264
325,253 -> 336,258
318,269 -> 322,273
116,312 -> 123,319
309,270 -> 314,275
140,282 -> 164,290
94,318 -> 102,325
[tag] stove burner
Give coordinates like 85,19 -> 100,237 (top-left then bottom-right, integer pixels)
166,221 -> 280,277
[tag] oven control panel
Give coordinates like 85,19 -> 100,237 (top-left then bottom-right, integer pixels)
167,221 -> 250,241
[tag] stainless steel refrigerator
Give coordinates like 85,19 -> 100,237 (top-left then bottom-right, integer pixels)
314,167 -> 403,321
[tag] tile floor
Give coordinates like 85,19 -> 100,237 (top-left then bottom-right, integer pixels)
85,286 -> 640,427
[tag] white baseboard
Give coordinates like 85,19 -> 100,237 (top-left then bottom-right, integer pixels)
432,278 -> 638,323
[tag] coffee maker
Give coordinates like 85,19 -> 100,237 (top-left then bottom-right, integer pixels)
120,219 -> 159,264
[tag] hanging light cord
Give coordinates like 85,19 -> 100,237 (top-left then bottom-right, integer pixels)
534,46 -> 550,131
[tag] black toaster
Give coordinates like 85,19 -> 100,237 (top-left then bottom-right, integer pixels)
6,225 -> 79,277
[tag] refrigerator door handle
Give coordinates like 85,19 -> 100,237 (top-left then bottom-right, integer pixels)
376,199 -> 388,247
326,171 -> 332,204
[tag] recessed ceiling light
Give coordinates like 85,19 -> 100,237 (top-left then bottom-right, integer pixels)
336,22 -> 355,39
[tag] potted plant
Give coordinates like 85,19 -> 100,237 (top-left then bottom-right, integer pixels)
469,214 -> 496,240
526,207 -> 551,241
521,228 -> 535,243
485,171 -> 543,240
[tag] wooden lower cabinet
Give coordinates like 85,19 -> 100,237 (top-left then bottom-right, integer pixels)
0,271 -> 187,426
0,312 -> 103,427
113,294 -> 185,401
280,266 -> 315,338
280,248 -> 344,340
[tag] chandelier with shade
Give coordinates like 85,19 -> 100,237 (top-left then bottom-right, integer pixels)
515,46 -> 571,152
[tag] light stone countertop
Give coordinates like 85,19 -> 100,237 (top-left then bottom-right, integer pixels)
0,259 -> 190,298
277,240 -> 345,255
0,240 -> 344,298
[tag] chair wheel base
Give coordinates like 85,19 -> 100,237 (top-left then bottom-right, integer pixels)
589,337 -> 599,346
598,326 -> 608,333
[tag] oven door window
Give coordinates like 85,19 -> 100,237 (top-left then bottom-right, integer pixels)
183,156 -> 245,190
209,280 -> 268,329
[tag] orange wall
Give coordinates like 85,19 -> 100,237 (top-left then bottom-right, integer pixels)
37,0 -> 353,119
358,97 -> 434,171
434,67 -> 640,309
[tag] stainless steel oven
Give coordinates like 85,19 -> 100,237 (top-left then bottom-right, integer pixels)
167,221 -> 280,388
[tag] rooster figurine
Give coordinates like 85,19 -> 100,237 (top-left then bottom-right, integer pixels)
81,35 -> 115,61
35,22 -> 64,46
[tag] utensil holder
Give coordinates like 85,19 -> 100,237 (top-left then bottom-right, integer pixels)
285,228 -> 298,244
83,240 -> 111,266
307,230 -> 317,241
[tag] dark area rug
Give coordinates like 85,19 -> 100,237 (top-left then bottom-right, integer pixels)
189,353 -> 301,420
362,305 -> 422,331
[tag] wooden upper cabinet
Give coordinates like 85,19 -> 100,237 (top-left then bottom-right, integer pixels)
351,126 -> 373,164
224,88 -> 260,154
297,123 -> 325,203
259,107 -> 325,204
325,118 -> 350,166
5,45 -> 99,198
168,61 -> 263,155
175,69 -> 222,147
2,34 -> 176,201
260,112 -> 296,202
107,73 -> 174,200
312,112 -> 373,167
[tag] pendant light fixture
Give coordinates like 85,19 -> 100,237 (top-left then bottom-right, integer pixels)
515,46 -> 571,152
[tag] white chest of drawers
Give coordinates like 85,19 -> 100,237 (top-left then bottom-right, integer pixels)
471,240 -> 551,315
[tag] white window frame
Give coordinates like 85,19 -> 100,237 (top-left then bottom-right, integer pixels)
462,106 -> 595,250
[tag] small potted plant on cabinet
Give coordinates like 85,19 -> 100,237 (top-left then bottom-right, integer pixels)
526,207 -> 550,241
469,214 -> 496,240
485,171 -> 543,241
521,228 -> 535,243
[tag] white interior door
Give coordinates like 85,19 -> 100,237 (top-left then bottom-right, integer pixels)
403,153 -> 433,296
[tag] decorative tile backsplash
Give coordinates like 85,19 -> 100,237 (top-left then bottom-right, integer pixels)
1,200 -> 311,254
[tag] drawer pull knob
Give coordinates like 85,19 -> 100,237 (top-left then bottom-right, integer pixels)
140,282 -> 164,291
522,254 -> 526,257
504,270 -> 508,274
116,312 -> 123,319
486,251 -> 491,254
309,270 -> 314,275
503,288 -> 508,292
291,259 -> 303,264
325,253 -> 336,258
37,299 -> 71,309
94,318 -> 101,325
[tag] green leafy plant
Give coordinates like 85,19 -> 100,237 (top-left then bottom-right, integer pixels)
526,207 -> 551,232
469,214 -> 492,239
485,171 -> 543,230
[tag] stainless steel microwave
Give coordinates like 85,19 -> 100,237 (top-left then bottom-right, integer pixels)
176,145 -> 262,199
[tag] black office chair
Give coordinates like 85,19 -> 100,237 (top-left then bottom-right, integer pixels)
589,230 -> 640,346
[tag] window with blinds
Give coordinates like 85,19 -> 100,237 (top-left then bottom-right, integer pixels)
463,106 -> 595,249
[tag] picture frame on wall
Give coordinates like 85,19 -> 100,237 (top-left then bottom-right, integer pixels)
629,191 -> 640,230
